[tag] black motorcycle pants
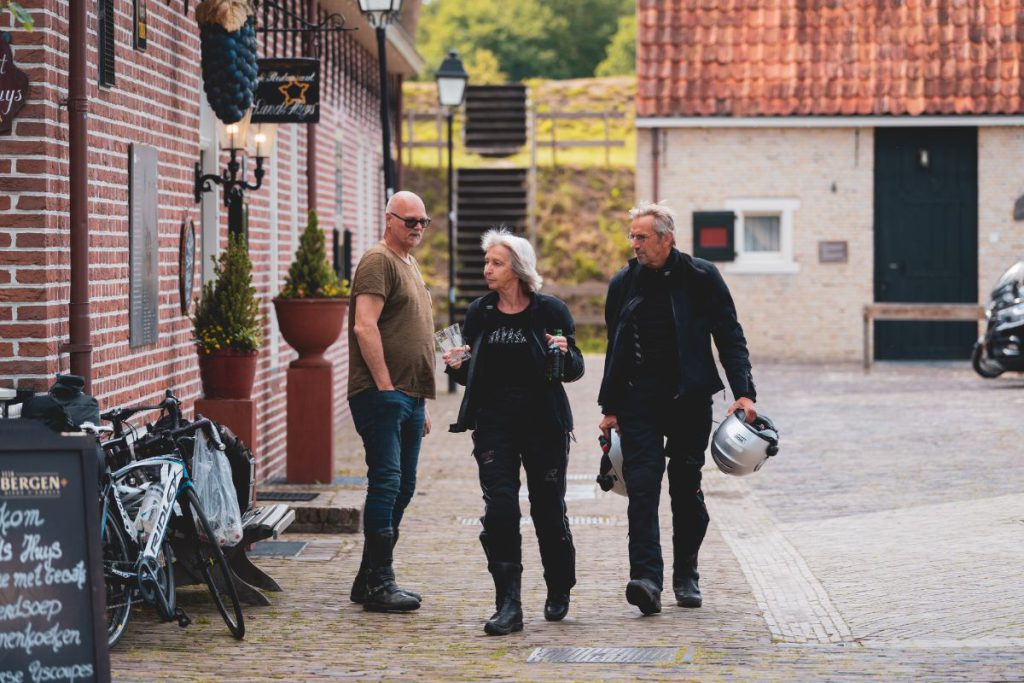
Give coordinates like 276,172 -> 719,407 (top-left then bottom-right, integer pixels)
472,405 -> 576,594
616,379 -> 712,591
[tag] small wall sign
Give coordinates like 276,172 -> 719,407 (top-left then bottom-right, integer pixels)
0,32 -> 29,135
818,240 -> 849,263
251,58 -> 320,124
133,0 -> 148,50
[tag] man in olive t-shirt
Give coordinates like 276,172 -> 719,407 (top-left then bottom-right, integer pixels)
347,190 -> 436,614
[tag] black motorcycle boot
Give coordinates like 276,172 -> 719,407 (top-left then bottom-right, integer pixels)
350,528 -> 421,604
543,589 -> 570,622
484,562 -> 523,636
625,578 -> 662,615
349,544 -> 370,603
673,554 -> 702,608
363,528 -> 420,612
391,528 -> 422,602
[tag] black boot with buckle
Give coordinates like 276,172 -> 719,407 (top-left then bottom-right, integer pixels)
673,554 -> 702,608
362,528 -> 420,612
484,562 -> 523,635
350,528 -> 421,604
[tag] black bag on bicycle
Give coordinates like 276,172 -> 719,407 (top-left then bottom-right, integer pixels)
21,373 -> 100,432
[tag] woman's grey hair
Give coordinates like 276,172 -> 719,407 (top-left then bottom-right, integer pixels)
629,201 -> 676,240
481,227 -> 543,293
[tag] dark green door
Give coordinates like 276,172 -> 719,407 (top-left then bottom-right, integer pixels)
874,127 -> 978,360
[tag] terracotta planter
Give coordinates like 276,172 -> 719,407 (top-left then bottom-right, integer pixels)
273,297 -> 349,368
197,348 -> 258,399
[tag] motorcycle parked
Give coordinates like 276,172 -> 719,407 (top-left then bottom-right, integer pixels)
972,260 -> 1024,378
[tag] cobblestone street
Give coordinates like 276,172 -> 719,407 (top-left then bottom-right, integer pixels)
110,359 -> 1024,681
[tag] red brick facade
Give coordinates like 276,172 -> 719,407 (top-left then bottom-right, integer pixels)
0,1 -> 404,481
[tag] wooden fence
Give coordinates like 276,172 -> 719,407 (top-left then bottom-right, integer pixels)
403,108 -> 627,168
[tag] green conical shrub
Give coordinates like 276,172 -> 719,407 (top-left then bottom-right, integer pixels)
279,210 -> 350,298
192,233 -> 263,354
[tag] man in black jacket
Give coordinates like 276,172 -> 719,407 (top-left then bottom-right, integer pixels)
598,201 -> 757,615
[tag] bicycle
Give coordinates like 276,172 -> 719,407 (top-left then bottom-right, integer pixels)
98,391 -> 245,644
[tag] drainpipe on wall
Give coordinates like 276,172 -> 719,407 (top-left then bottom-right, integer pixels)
305,0 -> 318,214
651,127 -> 660,202
63,0 -> 92,391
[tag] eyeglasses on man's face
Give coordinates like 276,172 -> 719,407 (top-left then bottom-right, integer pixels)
389,212 -> 432,229
628,232 -> 659,244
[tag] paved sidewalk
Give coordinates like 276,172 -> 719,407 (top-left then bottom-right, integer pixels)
110,359 -> 1024,681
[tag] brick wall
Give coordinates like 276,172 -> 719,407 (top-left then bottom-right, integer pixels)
0,1 -> 389,482
638,125 -> 1024,363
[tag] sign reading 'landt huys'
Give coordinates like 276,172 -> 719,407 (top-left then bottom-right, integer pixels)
251,58 -> 319,124
0,32 -> 28,135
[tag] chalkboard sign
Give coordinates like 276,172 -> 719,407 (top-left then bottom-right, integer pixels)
0,32 -> 29,136
129,143 -> 159,347
0,420 -> 110,682
251,58 -> 319,124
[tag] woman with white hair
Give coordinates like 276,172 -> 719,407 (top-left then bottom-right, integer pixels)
444,227 -> 584,635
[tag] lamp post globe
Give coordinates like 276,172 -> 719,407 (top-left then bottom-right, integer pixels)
357,0 -> 403,27
435,50 -> 468,393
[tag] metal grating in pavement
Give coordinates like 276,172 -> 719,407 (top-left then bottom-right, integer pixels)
248,540 -> 309,558
527,647 -> 691,664
460,516 -> 614,527
257,491 -> 319,502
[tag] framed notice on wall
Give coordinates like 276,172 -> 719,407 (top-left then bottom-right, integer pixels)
0,420 -> 111,681
129,144 -> 159,347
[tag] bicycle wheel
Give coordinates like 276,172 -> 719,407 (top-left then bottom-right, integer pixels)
182,487 -> 245,639
101,515 -> 133,648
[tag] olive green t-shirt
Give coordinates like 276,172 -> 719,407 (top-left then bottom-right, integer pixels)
347,243 -> 436,400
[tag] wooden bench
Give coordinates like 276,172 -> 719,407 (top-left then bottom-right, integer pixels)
862,303 -> 985,370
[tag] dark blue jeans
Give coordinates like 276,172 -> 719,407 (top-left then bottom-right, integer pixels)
349,389 -> 425,534
617,378 -> 712,591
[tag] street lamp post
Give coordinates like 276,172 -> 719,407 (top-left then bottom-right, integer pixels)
436,50 -> 469,393
357,0 -> 403,204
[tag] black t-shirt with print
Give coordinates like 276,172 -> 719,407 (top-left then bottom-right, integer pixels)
478,308 -> 541,407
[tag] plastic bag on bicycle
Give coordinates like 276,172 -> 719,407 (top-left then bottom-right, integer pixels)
191,433 -> 243,546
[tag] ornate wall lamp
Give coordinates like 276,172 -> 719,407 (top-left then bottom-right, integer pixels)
194,112 -> 277,240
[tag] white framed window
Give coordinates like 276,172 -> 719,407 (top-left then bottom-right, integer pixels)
723,198 -> 800,274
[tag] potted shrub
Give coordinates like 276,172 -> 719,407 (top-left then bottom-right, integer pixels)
192,233 -> 262,399
273,210 -> 350,367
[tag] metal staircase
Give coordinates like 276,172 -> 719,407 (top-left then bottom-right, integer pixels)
454,168 -> 528,320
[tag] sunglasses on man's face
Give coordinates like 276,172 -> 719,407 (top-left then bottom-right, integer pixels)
389,212 -> 432,229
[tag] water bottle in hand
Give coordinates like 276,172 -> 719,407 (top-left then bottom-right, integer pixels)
546,328 -> 565,382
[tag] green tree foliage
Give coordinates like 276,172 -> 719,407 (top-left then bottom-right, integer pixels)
595,14 -> 635,77
465,48 -> 507,85
192,233 -> 263,354
416,0 -> 632,81
279,210 -> 350,298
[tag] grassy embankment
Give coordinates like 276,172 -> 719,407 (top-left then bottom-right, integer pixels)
402,76 -> 637,352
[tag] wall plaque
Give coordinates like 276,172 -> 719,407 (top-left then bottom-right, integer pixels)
818,240 -> 848,263
0,420 -> 111,682
251,58 -> 320,124
130,144 -> 159,347
179,218 -> 195,315
0,32 -> 28,135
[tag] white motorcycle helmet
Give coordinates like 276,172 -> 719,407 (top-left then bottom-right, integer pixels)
710,409 -> 780,476
596,430 -> 627,496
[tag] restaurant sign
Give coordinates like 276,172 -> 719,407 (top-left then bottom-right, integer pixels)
0,32 -> 28,135
251,58 -> 319,124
